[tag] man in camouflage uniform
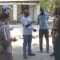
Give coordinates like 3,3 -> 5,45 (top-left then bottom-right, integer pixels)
50,10 -> 59,56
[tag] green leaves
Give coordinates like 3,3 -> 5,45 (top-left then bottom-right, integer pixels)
39,0 -> 55,12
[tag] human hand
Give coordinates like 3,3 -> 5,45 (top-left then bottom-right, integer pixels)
12,37 -> 17,42
33,29 -> 37,32
9,37 -> 17,42
9,27 -> 13,31
32,21 -> 35,23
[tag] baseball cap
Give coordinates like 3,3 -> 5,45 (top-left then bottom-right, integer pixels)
2,4 -> 12,10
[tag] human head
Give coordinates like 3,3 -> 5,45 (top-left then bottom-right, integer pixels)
54,8 -> 60,16
23,10 -> 29,17
0,13 -> 9,24
40,8 -> 44,14
2,4 -> 12,14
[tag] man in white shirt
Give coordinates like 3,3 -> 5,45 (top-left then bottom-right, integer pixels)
21,10 -> 35,59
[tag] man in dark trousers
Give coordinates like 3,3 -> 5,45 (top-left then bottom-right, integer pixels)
38,8 -> 49,53
54,8 -> 60,60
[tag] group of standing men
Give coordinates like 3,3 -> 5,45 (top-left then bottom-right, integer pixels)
21,7 -> 60,60
21,8 -> 49,59
0,4 -> 60,60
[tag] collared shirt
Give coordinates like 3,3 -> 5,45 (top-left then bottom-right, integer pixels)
21,16 -> 32,35
0,23 -> 12,53
38,12 -> 49,29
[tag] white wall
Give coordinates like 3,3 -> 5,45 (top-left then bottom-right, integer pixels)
29,4 -> 40,22
34,3 -> 40,22
29,5 -> 34,21
12,3 -> 40,22
13,5 -> 17,21
17,5 -> 22,21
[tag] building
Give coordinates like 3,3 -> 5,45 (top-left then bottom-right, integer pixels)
0,0 -> 40,23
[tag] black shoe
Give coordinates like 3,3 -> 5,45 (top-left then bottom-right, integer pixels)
23,54 -> 28,59
28,53 -> 35,56
46,50 -> 49,53
50,53 -> 54,56
46,49 -> 49,53
23,56 -> 28,59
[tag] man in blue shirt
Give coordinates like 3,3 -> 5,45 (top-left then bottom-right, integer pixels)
21,10 -> 35,59
38,8 -> 49,53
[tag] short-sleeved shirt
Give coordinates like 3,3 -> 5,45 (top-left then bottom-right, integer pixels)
38,12 -> 49,29
21,16 -> 32,35
0,23 -> 12,53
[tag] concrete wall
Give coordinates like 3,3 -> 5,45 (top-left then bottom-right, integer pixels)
0,2 -> 40,22
34,3 -> 40,22
16,4 -> 40,22
0,4 -> 40,22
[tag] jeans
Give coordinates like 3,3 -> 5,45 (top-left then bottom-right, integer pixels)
23,35 -> 32,56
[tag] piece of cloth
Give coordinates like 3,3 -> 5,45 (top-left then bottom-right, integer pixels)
51,16 -> 58,47
0,22 -> 12,60
21,16 -> 32,35
0,23 -> 12,53
39,29 -> 49,51
38,12 -> 49,29
54,16 -> 60,60
54,32 -> 60,60
0,53 -> 13,60
23,35 -> 32,56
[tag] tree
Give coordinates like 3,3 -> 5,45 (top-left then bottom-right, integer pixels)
39,0 -> 55,12
55,0 -> 60,8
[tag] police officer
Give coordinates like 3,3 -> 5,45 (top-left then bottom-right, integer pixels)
50,9 -> 59,56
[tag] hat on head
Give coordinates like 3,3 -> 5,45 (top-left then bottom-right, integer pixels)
2,4 -> 12,10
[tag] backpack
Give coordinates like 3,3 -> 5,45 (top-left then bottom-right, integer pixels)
0,24 -> 7,53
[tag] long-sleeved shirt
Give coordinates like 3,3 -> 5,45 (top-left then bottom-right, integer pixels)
21,16 -> 32,35
38,12 -> 49,29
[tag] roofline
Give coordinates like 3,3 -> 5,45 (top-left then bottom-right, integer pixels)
0,1 -> 39,3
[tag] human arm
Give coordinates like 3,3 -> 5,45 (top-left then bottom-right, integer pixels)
21,17 -> 32,27
37,14 -> 40,24
51,17 -> 58,35
3,26 -> 17,44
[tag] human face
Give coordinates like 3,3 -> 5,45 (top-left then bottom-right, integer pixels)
5,9 -> 12,14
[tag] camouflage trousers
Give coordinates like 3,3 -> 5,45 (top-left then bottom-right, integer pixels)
51,31 -> 57,48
